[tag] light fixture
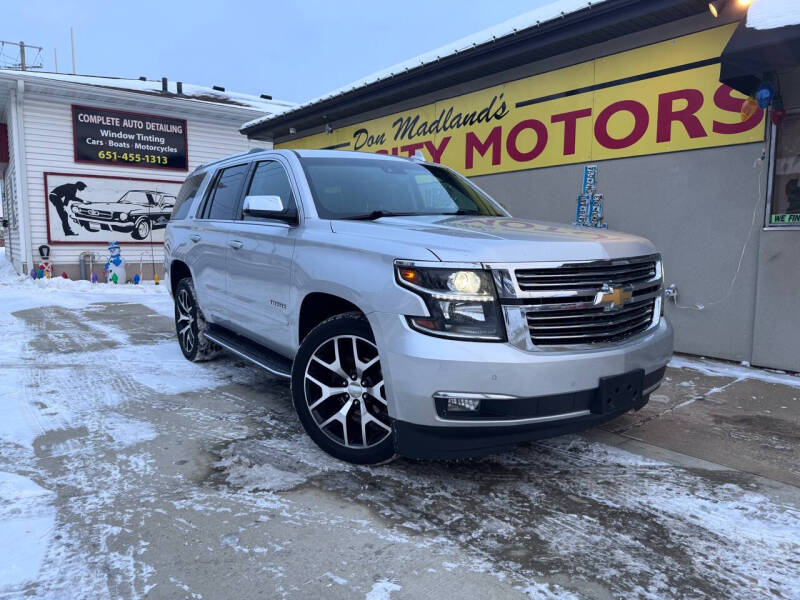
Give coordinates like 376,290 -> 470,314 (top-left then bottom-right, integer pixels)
708,0 -> 727,17
737,0 -> 753,7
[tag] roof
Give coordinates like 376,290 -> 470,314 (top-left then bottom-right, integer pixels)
0,70 -> 295,115
242,0 -> 709,138
746,0 -> 800,30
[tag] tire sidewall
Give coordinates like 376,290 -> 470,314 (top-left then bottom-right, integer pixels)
132,217 -> 150,240
175,278 -> 200,361
291,313 -> 395,465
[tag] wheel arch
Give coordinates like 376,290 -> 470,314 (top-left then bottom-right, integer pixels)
298,292 -> 367,343
170,260 -> 192,297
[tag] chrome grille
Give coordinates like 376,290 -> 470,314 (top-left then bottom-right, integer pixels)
513,256 -> 661,347
516,259 -> 656,291
74,207 -> 113,220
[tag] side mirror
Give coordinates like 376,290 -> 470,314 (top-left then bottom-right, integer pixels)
243,195 -> 285,218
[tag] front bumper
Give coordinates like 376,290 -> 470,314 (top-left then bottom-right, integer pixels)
368,312 -> 673,457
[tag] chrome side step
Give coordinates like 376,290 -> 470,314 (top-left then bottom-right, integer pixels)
204,325 -> 292,379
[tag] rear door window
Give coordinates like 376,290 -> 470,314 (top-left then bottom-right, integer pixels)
202,164 -> 249,220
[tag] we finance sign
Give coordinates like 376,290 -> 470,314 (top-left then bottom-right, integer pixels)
279,24 -> 765,176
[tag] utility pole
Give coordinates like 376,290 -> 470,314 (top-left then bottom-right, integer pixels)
53,48 -> 58,72
0,40 -> 43,70
70,27 -> 76,74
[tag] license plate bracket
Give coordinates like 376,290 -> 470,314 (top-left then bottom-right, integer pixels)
592,369 -> 645,415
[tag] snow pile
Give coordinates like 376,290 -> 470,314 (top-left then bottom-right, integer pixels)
747,0 -> 800,30
243,0 -> 603,129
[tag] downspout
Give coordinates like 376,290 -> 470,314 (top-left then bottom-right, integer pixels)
10,79 -> 33,273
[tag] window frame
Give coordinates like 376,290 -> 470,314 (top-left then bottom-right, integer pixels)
236,158 -> 300,225
198,162 -> 252,222
765,108 -> 800,230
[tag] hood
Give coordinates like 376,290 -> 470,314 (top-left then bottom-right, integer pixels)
330,215 -> 656,263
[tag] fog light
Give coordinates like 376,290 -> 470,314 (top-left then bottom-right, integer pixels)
447,397 -> 481,412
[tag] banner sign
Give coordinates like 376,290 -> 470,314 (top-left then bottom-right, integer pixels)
72,105 -> 188,171
278,24 -> 765,177
45,172 -> 181,244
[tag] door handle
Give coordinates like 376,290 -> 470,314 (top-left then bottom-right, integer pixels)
228,240 -> 243,250
190,234 -> 201,243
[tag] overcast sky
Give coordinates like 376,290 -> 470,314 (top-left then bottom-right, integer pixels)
4,0 -> 553,104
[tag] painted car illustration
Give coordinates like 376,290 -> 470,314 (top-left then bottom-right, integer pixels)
70,190 -> 176,240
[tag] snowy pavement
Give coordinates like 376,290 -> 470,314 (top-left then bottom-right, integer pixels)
1,255 -> 799,599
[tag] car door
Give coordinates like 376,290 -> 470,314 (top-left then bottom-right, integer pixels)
226,159 -> 298,353
187,162 -> 250,324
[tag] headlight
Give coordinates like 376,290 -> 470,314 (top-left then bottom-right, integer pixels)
395,262 -> 506,341
119,212 -> 128,221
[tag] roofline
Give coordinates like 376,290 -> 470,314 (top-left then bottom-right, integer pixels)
0,71 -> 286,122
242,0 -> 709,137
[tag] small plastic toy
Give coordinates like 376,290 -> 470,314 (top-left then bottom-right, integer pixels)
61,272 -> 69,279
91,272 -> 98,283
133,273 -> 141,285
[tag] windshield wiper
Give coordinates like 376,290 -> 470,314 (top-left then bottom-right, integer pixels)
341,210 -> 424,221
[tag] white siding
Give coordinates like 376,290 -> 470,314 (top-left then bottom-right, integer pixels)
21,95 -> 269,268
3,102 -> 21,268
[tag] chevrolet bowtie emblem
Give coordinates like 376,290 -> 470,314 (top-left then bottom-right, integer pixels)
594,285 -> 633,310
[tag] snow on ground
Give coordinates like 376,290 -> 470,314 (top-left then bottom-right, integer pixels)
747,0 -> 800,30
1,248 -> 799,599
669,354 -> 800,388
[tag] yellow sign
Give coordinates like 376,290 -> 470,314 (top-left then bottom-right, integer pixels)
279,24 -> 765,176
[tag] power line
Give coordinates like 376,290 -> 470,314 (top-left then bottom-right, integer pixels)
0,40 -> 44,71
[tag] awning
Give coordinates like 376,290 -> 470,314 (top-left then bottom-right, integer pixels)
720,20 -> 800,96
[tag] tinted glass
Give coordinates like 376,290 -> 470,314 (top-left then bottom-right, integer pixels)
204,164 -> 249,220
171,174 -> 204,221
298,157 -> 503,220
244,161 -> 296,220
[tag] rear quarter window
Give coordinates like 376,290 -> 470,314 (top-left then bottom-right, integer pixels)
171,172 -> 207,221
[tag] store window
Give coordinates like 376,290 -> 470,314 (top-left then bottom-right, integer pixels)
769,112 -> 800,226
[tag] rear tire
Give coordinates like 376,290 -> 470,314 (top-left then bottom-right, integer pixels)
174,278 -> 220,362
291,312 -> 395,464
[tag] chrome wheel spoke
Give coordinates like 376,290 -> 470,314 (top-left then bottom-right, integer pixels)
311,347 -> 349,381
306,375 -> 347,410
365,380 -> 386,405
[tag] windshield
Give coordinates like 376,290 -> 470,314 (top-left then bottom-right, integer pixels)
298,157 -> 505,220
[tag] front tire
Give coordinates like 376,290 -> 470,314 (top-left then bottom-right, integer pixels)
174,278 -> 220,362
131,217 -> 151,240
291,312 -> 395,464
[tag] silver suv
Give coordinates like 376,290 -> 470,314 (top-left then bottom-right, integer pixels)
165,149 -> 672,464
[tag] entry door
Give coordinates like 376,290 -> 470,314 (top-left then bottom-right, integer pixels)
226,160 -> 298,353
188,162 -> 250,324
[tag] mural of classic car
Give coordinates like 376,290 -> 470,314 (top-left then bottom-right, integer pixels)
70,190 -> 176,240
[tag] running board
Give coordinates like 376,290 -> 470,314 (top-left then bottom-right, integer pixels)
204,325 -> 292,379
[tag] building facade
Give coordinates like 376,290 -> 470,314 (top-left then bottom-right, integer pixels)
0,71 -> 293,280
242,0 -> 800,372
